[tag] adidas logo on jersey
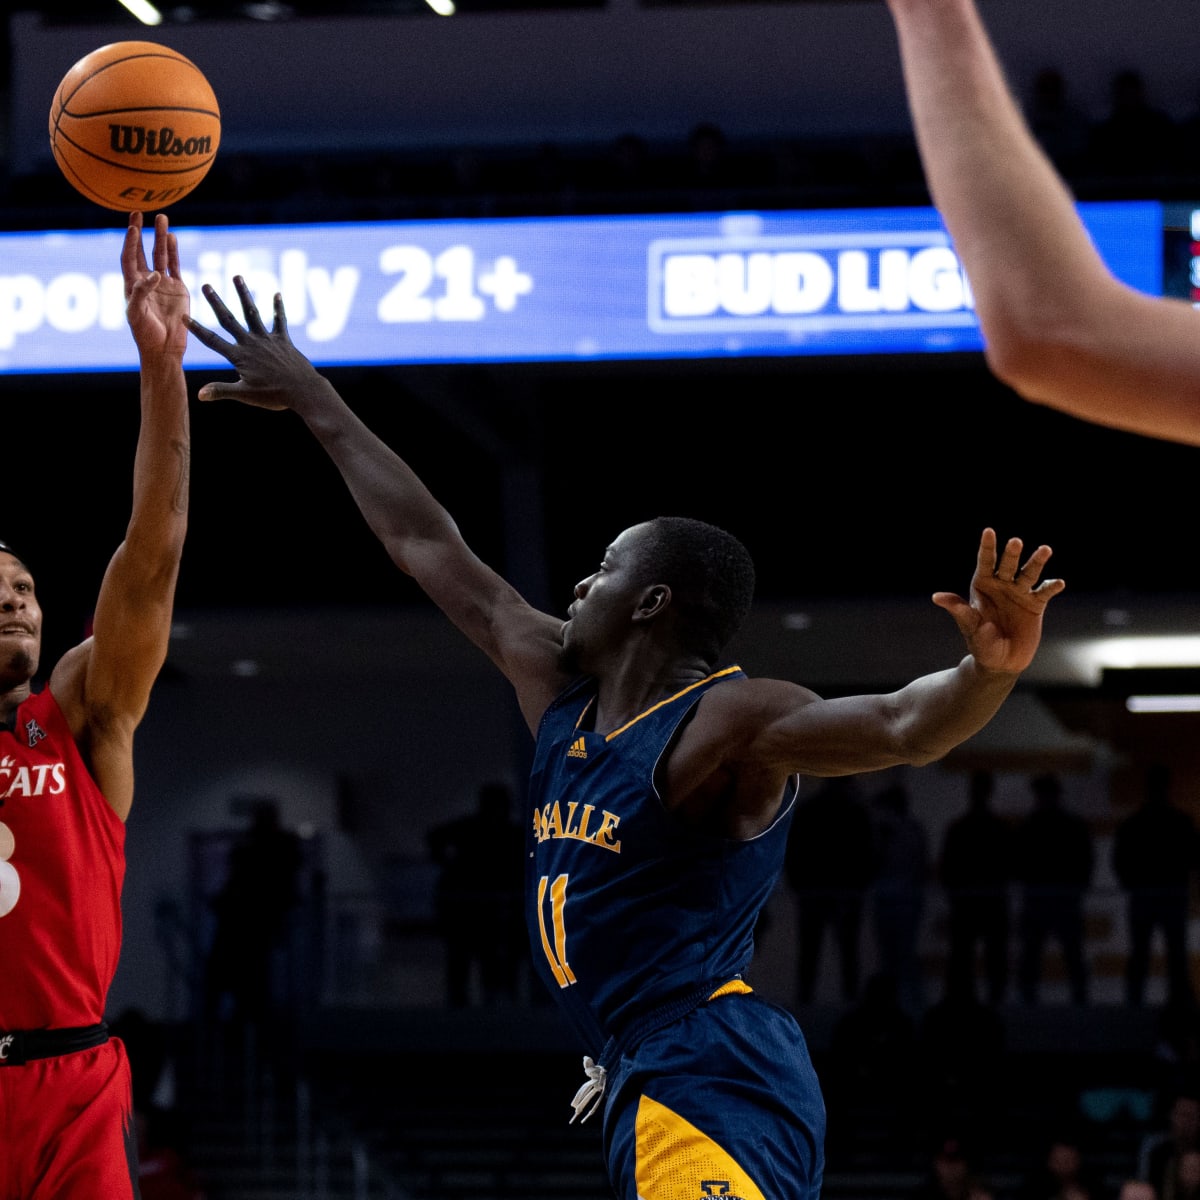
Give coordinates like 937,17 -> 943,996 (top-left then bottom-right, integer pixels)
567,737 -> 588,760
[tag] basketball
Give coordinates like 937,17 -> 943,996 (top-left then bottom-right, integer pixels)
49,41 -> 220,212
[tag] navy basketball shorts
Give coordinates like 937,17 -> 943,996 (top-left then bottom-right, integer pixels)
602,991 -> 826,1200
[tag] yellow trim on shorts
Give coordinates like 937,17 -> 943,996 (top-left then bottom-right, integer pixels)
708,979 -> 753,1001
635,1093 -> 767,1200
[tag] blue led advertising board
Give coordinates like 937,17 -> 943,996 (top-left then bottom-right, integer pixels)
0,201 -> 1166,374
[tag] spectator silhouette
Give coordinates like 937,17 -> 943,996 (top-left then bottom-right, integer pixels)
940,770 -> 1014,1007
1118,1183 -> 1158,1200
136,1108 -> 208,1200
427,781 -> 526,1007
918,980 -> 1008,1149
869,781 -> 930,1018
685,121 -> 730,190
1026,66 -> 1093,174
827,970 -> 918,1146
785,776 -> 875,1005
1113,764 -> 1200,1008
911,1135 -> 996,1200
1172,1152 -> 1200,1200
1021,1125 -> 1105,1200
1087,68 -> 1179,179
601,132 -> 653,198
1140,1085 -> 1200,1200
203,800 -> 304,1036
1154,1001 -> 1200,1092
1015,773 -> 1093,1005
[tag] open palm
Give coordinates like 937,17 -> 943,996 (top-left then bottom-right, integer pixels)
123,212 -> 190,359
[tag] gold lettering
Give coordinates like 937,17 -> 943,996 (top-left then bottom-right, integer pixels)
593,810 -> 622,851
563,801 -> 579,836
576,803 -> 596,842
532,802 -> 621,853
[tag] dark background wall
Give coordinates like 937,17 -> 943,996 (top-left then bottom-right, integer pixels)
10,0 -> 1200,166
4,0 -> 1200,1029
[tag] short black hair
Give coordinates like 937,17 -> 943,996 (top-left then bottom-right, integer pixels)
633,516 -> 755,664
0,539 -> 27,571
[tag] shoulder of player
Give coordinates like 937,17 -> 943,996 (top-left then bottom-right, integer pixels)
494,606 -> 567,685
46,639 -> 89,707
667,678 -> 814,811
688,674 -> 821,744
704,673 -> 821,720
46,638 -> 128,743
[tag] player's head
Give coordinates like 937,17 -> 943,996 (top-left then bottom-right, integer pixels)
629,517 -> 755,662
0,538 -> 42,686
563,517 -> 754,672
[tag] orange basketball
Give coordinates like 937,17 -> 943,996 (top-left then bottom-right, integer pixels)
49,41 -> 220,212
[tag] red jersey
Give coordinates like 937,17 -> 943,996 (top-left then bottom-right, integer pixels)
0,687 -> 125,1029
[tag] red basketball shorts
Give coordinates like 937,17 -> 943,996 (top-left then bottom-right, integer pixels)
0,1038 -> 139,1199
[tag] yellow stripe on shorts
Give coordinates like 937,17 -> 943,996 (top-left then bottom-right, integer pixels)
707,979 -> 752,1001
634,1093 -> 766,1200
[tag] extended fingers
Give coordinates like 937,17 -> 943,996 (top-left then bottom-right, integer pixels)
1017,543 -> 1055,586
201,282 -> 249,341
150,211 -> 182,280
121,212 -> 148,284
1032,576 -> 1067,602
152,213 -> 171,274
992,535 -> 1025,582
235,276 -> 269,336
974,527 -> 998,576
183,313 -> 236,357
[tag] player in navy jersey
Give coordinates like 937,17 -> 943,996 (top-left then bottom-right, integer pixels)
0,212 -> 190,1199
186,278 -> 1064,1200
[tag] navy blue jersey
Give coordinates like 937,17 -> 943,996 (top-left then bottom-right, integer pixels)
526,666 -> 798,1050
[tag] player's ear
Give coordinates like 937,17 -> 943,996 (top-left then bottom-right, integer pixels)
634,584 -> 671,622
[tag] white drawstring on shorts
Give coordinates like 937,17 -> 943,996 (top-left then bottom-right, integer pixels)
569,1055 -> 607,1124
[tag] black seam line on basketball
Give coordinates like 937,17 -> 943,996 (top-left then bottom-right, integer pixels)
61,56 -> 206,106
60,105 -> 219,119
53,130 -> 215,176
57,154 -> 137,211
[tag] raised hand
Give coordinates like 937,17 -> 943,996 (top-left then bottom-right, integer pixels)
123,211 -> 190,360
932,528 -> 1065,674
185,278 -> 323,411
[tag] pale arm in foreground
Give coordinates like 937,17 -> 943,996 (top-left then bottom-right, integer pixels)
885,0 -> 1200,446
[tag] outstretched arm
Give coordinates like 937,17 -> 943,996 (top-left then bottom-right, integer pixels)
50,212 -> 190,821
885,0 -> 1200,446
185,280 -> 568,731
718,527 -> 1062,768
666,529 -> 1063,837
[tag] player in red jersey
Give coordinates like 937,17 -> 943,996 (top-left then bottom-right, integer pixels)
0,211 -> 189,1199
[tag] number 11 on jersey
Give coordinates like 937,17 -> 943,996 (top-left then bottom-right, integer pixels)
537,873 -> 577,988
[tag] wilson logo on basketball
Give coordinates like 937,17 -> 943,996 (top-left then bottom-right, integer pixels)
107,125 -> 214,159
